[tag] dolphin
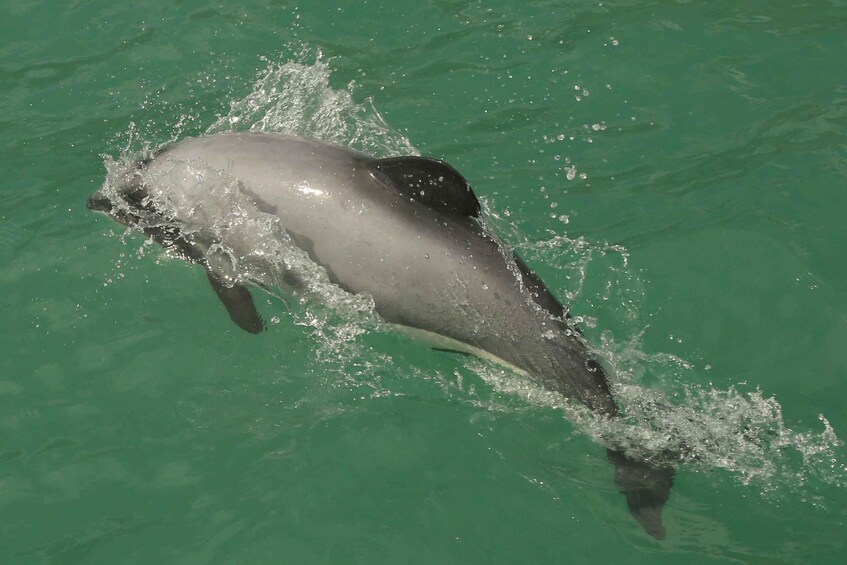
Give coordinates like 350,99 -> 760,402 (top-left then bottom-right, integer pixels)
87,132 -> 674,538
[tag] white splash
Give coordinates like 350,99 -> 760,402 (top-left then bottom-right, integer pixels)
465,231 -> 845,498
206,49 -> 417,158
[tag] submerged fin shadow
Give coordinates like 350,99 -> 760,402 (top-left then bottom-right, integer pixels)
607,448 -> 675,540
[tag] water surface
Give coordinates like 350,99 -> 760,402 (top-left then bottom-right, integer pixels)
2,1 -> 846,562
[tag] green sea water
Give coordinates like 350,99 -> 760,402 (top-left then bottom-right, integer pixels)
2,0 -> 847,562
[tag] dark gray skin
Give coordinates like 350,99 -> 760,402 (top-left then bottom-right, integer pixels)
88,132 -> 674,538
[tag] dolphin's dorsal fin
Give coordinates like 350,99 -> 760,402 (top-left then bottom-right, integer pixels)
368,157 -> 481,218
205,269 -> 264,334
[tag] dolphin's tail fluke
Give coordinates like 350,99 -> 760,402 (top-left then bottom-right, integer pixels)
607,448 -> 675,540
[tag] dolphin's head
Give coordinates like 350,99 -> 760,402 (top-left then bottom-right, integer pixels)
87,164 -> 160,228
87,161 -> 199,261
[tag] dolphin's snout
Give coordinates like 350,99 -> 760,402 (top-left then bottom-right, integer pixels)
87,191 -> 113,213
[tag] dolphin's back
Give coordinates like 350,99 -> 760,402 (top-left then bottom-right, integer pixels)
147,133 -> 614,410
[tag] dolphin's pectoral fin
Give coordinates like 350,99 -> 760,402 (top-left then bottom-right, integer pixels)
607,448 -> 675,540
205,269 -> 264,334
367,156 -> 481,218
